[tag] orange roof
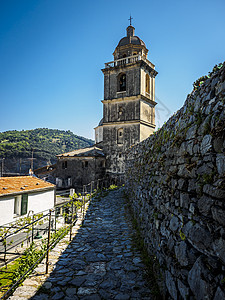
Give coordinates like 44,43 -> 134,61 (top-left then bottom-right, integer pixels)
0,176 -> 55,197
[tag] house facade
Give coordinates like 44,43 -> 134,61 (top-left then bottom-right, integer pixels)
55,146 -> 105,190
0,176 -> 55,226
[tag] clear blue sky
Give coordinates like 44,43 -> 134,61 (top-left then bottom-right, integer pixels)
0,0 -> 224,139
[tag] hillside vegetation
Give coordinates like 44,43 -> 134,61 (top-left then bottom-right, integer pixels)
0,128 -> 94,173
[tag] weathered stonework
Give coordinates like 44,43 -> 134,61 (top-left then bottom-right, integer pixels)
96,25 -> 157,179
54,147 -> 105,190
125,63 -> 225,299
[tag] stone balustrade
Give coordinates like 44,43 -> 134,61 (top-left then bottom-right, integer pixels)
104,55 -> 155,69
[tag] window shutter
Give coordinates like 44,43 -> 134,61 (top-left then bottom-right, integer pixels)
21,194 -> 28,215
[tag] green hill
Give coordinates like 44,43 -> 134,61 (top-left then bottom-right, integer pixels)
0,128 -> 94,174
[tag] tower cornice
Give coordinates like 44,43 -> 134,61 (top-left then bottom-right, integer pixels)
102,120 -> 156,128
101,94 -> 157,107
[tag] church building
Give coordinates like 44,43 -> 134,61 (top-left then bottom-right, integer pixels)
95,22 -> 158,180
35,22 -> 157,189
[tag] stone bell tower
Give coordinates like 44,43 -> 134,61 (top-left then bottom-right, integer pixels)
95,22 -> 158,179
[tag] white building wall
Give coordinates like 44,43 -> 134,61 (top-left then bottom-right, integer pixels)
95,126 -> 103,144
0,196 -> 14,225
28,189 -> 55,214
0,189 -> 55,226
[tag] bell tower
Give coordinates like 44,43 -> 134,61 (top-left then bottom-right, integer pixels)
95,22 -> 158,178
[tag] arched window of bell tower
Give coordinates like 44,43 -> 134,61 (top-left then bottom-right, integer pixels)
146,73 -> 150,96
118,73 -> 126,92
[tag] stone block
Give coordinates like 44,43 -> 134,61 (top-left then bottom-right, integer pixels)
175,241 -> 189,266
182,221 -> 193,236
186,125 -> 198,140
211,206 -> 225,226
196,163 -> 214,175
213,238 -> 225,264
169,216 -> 180,232
188,179 -> 196,192
216,154 -> 225,175
203,184 -> 225,199
214,287 -> 225,300
188,257 -> 214,300
198,195 -> 213,215
201,135 -> 212,155
214,138 -> 224,153
180,193 -> 190,209
178,178 -> 188,190
165,271 -> 177,300
178,279 -> 189,299
188,224 -> 213,252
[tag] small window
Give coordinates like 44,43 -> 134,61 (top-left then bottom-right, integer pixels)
123,54 -> 127,58
100,161 -> 105,168
85,161 -> 88,168
62,161 -> 67,169
118,73 -> 126,92
117,128 -> 124,144
14,195 -> 28,216
67,177 -> 72,187
118,106 -> 123,119
133,52 -> 137,55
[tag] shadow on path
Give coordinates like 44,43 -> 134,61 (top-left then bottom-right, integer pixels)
9,189 -> 153,300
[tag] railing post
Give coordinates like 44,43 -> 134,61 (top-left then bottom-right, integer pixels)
97,179 -> 99,190
4,238 -> 7,269
81,185 -> 84,213
70,201 -> 74,241
46,210 -> 52,274
54,208 -> 57,232
31,215 -> 34,243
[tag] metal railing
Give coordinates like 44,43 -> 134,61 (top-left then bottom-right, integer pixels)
0,177 -> 123,299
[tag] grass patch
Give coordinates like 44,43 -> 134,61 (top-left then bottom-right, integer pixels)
0,258 -> 20,297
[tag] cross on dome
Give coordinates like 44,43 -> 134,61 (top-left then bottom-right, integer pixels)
128,15 -> 133,26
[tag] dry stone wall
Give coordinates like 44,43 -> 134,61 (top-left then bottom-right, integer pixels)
125,63 -> 225,299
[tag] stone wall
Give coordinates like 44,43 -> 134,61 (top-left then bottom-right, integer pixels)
55,156 -> 105,190
125,63 -> 225,299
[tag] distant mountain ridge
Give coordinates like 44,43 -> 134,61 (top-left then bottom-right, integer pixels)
0,128 -> 94,174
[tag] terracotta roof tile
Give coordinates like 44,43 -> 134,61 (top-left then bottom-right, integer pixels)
0,176 -> 55,197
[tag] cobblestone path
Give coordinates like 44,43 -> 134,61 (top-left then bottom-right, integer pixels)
9,189 -> 153,300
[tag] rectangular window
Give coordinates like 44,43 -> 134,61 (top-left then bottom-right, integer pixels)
67,177 -> 72,186
62,161 -> 68,169
21,194 -> 28,216
14,196 -> 20,215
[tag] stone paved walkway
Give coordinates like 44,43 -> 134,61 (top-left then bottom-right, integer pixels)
8,189 -> 153,300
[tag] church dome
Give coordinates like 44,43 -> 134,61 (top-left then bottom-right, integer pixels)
116,25 -> 146,48
98,118 -> 103,126
118,36 -> 146,47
